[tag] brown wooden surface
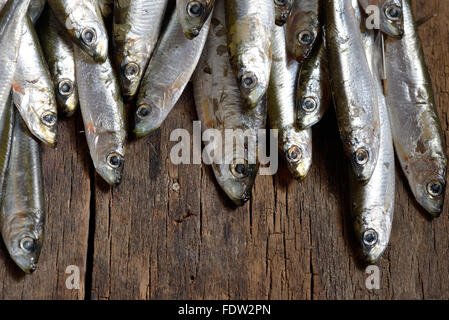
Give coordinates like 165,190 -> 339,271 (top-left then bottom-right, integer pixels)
0,0 -> 448,300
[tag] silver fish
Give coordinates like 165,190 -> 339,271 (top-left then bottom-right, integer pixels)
286,0 -> 320,63
351,23 -> 394,264
326,0 -> 380,183
0,0 -> 33,117
74,47 -> 127,186
274,0 -> 293,26
193,1 -> 265,205
13,16 -> 58,148
0,96 -> 15,216
358,0 -> 404,39
135,10 -> 211,137
29,0 -> 46,24
225,0 -> 274,108
268,26 -> 312,180
1,110 -> 45,274
296,41 -> 331,130
47,0 -> 108,63
113,0 -> 168,100
37,7 -> 78,117
177,0 -> 215,39
385,0 -> 447,217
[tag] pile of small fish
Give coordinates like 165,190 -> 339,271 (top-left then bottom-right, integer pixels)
0,0 -> 446,273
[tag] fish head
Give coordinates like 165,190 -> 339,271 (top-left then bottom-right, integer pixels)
93,143 -> 125,186
354,206 -> 392,264
274,0 -> 294,26
380,0 -> 404,39
409,158 -> 447,217
2,211 -> 44,273
56,78 -> 79,117
350,143 -> 379,183
71,3 -> 109,63
134,101 -> 164,138
296,94 -> 322,129
211,137 -> 258,206
279,126 -> 312,180
287,11 -> 319,62
177,0 -> 212,39
23,102 -> 57,148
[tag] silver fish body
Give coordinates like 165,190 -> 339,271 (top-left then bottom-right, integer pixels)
296,41 -> 330,130
74,47 -> 127,186
13,16 -> 58,148
38,7 -> 78,117
1,110 -> 45,274
0,96 -> 15,214
47,0 -> 108,63
358,0 -> 404,39
113,0 -> 168,100
225,0 -> 274,108
268,26 -> 312,180
193,2 -> 265,205
0,0 -> 33,118
177,0 -> 215,39
351,26 -> 394,264
286,0 -> 320,63
135,10 -> 211,137
385,0 -> 447,217
274,0 -> 293,26
326,0 -> 380,183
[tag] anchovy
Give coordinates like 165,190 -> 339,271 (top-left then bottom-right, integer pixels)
0,95 -> 15,218
326,0 -> 380,183
74,47 -> 126,186
113,0 -> 168,100
286,0 -> 320,63
268,26 -> 312,180
135,10 -> 211,137
358,0 -> 404,39
385,0 -> 447,217
351,23 -> 394,264
13,16 -> 58,147
225,0 -> 274,108
0,0 -> 33,117
47,0 -> 108,62
37,7 -> 78,117
177,0 -> 215,39
193,1 -> 265,205
1,110 -> 45,274
296,41 -> 330,130
274,0 -> 293,26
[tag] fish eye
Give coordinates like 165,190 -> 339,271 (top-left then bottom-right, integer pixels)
124,62 -> 140,80
81,27 -> 97,46
385,5 -> 402,21
274,0 -> 288,7
136,104 -> 151,118
58,79 -> 74,96
354,147 -> 369,165
20,237 -> 36,253
362,229 -> 378,247
41,112 -> 57,126
230,159 -> 249,179
240,72 -> 258,90
107,152 -> 124,169
301,97 -> 317,112
426,180 -> 444,197
297,30 -> 314,45
186,1 -> 204,18
287,145 -> 302,163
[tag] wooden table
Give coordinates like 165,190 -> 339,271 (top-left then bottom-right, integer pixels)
0,0 -> 448,299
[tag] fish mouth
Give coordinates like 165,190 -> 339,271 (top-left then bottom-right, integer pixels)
415,179 -> 446,217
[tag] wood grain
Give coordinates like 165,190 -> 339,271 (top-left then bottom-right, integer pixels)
0,0 -> 448,299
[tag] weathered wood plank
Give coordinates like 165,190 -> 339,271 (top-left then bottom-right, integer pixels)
0,115 -> 91,299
